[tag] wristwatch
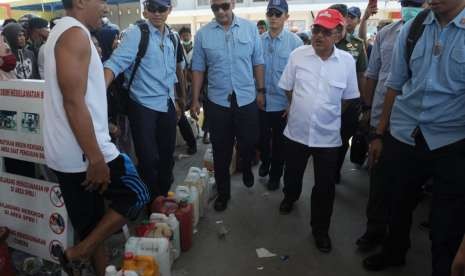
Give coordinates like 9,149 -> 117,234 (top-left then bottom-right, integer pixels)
257,88 -> 266,94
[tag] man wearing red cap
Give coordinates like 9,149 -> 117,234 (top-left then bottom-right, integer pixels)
278,9 -> 359,253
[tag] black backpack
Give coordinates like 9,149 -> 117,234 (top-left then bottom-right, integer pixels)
405,9 -> 431,77
108,22 -> 182,117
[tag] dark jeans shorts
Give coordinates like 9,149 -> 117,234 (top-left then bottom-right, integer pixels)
53,154 -> 149,239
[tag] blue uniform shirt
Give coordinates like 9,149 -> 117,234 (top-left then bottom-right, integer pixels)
261,30 -> 303,112
104,21 -> 177,112
385,9 -> 465,150
365,21 -> 403,128
191,15 -> 264,108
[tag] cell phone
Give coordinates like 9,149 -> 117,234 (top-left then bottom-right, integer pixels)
369,0 -> 377,9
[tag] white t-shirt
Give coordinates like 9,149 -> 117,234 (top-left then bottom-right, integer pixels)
279,45 -> 359,148
43,17 -> 119,173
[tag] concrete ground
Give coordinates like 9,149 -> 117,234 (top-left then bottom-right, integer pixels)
108,141 -> 431,276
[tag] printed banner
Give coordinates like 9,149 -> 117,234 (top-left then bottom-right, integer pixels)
0,80 -> 45,164
0,172 -> 71,263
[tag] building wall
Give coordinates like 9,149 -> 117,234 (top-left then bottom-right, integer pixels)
166,0 -> 401,34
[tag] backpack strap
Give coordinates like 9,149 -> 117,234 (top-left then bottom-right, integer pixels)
405,9 -> 430,77
126,22 -> 150,91
167,25 -> 186,64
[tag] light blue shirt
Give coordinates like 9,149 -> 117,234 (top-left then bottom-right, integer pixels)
365,21 -> 403,128
385,9 -> 465,150
191,15 -> 264,108
261,30 -> 303,112
104,21 -> 177,112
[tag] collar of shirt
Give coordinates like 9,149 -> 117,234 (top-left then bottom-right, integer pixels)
424,8 -> 465,29
146,21 -> 171,39
263,30 -> 285,41
304,45 -> 340,61
211,14 -> 241,30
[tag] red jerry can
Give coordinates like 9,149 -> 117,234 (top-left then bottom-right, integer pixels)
151,196 -> 178,215
175,201 -> 193,252
0,227 -> 14,276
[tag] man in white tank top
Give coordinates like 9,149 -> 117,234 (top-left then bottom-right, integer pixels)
43,0 -> 149,274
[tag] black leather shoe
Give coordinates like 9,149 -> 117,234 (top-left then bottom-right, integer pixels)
314,234 -> 332,253
243,170 -> 254,188
258,162 -> 270,177
356,232 -> 385,252
363,252 -> 406,271
267,179 -> 280,191
214,196 -> 229,212
279,199 -> 294,214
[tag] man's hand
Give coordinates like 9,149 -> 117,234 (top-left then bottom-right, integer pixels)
109,123 -> 121,139
282,105 -> 290,120
175,101 -> 183,121
368,138 -> 383,168
190,99 -> 201,120
363,3 -> 378,21
257,92 -> 266,111
81,158 -> 111,194
452,237 -> 465,276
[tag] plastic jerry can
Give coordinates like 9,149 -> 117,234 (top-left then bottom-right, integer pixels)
203,147 -> 214,171
150,213 -> 181,262
207,176 -> 217,201
175,186 -> 199,227
125,237 -> 169,276
175,201 -> 193,252
135,221 -> 156,237
0,243 -> 14,276
151,196 -> 178,216
0,227 -> 13,276
185,167 -> 206,218
121,251 -> 159,276
106,265 -> 143,276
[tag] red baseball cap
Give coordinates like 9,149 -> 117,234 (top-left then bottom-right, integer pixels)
313,9 -> 346,29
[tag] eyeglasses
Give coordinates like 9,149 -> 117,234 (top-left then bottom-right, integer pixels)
211,3 -> 231,12
145,3 -> 169,13
266,9 -> 283,18
311,25 -> 338,37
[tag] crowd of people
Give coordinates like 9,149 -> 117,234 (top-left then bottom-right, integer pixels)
1,0 -> 465,275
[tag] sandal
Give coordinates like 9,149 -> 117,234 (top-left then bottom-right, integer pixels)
52,245 -> 80,276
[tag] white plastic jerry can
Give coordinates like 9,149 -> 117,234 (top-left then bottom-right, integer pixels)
185,167 -> 207,218
149,213 -> 181,262
125,237 -> 171,276
207,176 -> 217,201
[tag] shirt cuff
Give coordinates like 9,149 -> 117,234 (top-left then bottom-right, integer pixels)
103,60 -> 122,77
364,71 -> 379,80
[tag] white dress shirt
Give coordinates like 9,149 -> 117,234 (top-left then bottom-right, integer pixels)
279,45 -> 359,148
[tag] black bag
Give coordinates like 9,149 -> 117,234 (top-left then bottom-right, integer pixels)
350,130 -> 368,166
108,22 -> 150,116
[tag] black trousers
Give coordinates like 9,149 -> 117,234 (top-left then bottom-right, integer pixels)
178,113 -> 197,149
364,135 -> 427,237
208,95 -> 259,198
283,138 -> 339,236
336,99 -> 361,174
258,110 -> 287,181
381,132 -> 465,276
128,98 -> 176,199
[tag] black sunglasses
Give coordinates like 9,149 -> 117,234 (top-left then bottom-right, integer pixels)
211,3 -> 231,12
145,3 -> 169,13
266,9 -> 283,18
311,25 -> 338,37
